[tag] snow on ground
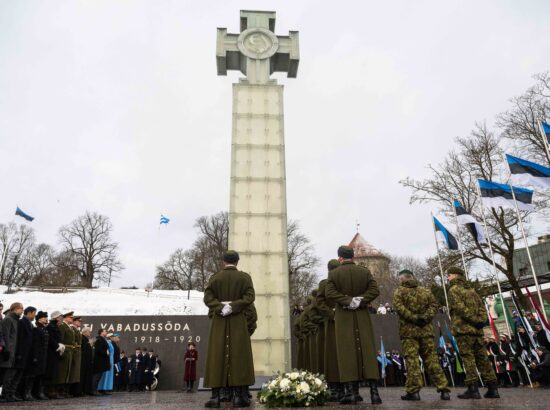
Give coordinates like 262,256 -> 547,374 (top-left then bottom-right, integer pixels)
0,286 -> 208,316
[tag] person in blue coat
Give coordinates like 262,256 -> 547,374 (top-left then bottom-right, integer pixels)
97,334 -> 114,393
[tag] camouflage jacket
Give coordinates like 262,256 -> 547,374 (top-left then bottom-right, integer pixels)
448,276 -> 487,336
392,279 -> 438,338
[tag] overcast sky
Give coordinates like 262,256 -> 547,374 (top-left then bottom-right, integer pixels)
1,0 -> 549,287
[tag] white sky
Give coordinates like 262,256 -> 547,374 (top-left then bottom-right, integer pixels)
1,0 -> 549,287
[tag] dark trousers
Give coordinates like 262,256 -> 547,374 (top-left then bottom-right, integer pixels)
92,373 -> 102,394
2,368 -> 24,396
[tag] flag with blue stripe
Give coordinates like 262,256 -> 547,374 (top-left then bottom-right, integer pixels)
478,179 -> 534,211
453,200 -> 486,244
506,154 -> 550,189
15,207 -> 34,222
380,337 -> 387,379
433,216 -> 459,250
160,215 -> 170,225
542,121 -> 550,144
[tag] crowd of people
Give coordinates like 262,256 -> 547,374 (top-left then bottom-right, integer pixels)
0,303 -> 162,403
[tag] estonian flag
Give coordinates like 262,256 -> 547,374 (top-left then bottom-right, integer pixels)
15,207 -> 34,222
433,216 -> 459,250
160,215 -> 170,225
453,200 -> 486,244
542,121 -> 550,144
478,179 -> 534,211
507,154 -> 550,189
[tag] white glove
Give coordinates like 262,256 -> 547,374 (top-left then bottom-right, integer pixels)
348,297 -> 363,310
221,303 -> 233,317
56,343 -> 66,355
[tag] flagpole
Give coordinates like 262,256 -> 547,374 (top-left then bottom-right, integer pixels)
505,177 -> 547,321
538,120 -> 550,166
451,204 -> 470,280
475,184 -> 513,337
431,212 -> 451,319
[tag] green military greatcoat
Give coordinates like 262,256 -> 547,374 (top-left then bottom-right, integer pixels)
393,279 -> 449,394
305,294 -> 322,374
203,266 -> 255,388
293,315 -> 305,370
54,321 -> 75,384
68,326 -> 82,384
448,276 -> 496,385
325,261 -> 380,382
317,279 -> 340,382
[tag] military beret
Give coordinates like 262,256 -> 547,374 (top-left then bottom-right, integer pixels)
398,269 -> 414,277
36,311 -> 48,320
327,259 -> 340,271
337,245 -> 354,259
223,250 -> 240,264
447,266 -> 465,276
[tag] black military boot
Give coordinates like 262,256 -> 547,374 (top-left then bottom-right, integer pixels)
219,387 -> 233,402
233,386 -> 250,408
401,391 -> 420,400
339,383 -> 357,405
440,390 -> 451,400
24,383 -> 36,401
327,383 -> 339,401
352,381 -> 363,402
457,383 -> 481,399
484,382 -> 500,399
369,380 -> 382,404
204,388 -> 220,408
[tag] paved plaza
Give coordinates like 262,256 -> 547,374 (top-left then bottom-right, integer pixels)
1,387 -> 549,409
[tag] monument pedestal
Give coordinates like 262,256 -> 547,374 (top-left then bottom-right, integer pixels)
229,82 -> 290,375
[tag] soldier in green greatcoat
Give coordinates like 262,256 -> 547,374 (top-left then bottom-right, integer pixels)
317,259 -> 341,401
54,311 -> 75,397
325,246 -> 381,405
300,299 -> 313,371
305,291 -> 322,373
293,313 -> 305,370
447,266 -> 499,399
392,269 -> 450,401
203,250 -> 255,408
69,316 -> 82,393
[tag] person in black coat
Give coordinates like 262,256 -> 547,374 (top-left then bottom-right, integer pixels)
79,327 -> 93,396
139,347 -> 149,391
0,303 -> 24,402
109,334 -> 121,390
128,348 -> 143,392
44,312 -> 63,399
16,306 -> 36,401
116,351 -> 129,391
535,325 -> 550,351
92,328 -> 110,395
145,350 -> 157,390
31,312 -> 50,400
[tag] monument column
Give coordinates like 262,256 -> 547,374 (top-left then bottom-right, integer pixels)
216,10 -> 299,376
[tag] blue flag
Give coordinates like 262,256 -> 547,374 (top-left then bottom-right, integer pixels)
15,207 -> 34,222
160,215 -> 170,225
542,121 -> 550,144
507,154 -> 550,189
433,216 -> 459,250
380,337 -> 387,378
478,179 -> 534,211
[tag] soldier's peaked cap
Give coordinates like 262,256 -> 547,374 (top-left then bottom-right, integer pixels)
398,269 -> 414,277
337,245 -> 354,259
223,250 -> 240,264
447,266 -> 465,276
327,259 -> 340,271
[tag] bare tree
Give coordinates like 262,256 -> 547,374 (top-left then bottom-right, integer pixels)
498,72 -> 550,165
58,211 -> 123,287
154,249 -> 195,297
30,249 -> 83,287
0,223 -> 36,287
287,220 -> 320,306
400,123 -> 546,307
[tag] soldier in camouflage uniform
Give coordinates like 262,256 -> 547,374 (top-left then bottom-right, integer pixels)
392,269 -> 450,401
447,266 -> 499,400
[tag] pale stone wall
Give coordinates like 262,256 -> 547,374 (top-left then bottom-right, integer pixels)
228,82 -> 291,376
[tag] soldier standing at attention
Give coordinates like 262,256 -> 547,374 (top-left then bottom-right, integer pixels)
325,245 -> 382,405
203,250 -> 255,408
392,269 -> 451,401
316,259 -> 342,402
447,266 -> 499,400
